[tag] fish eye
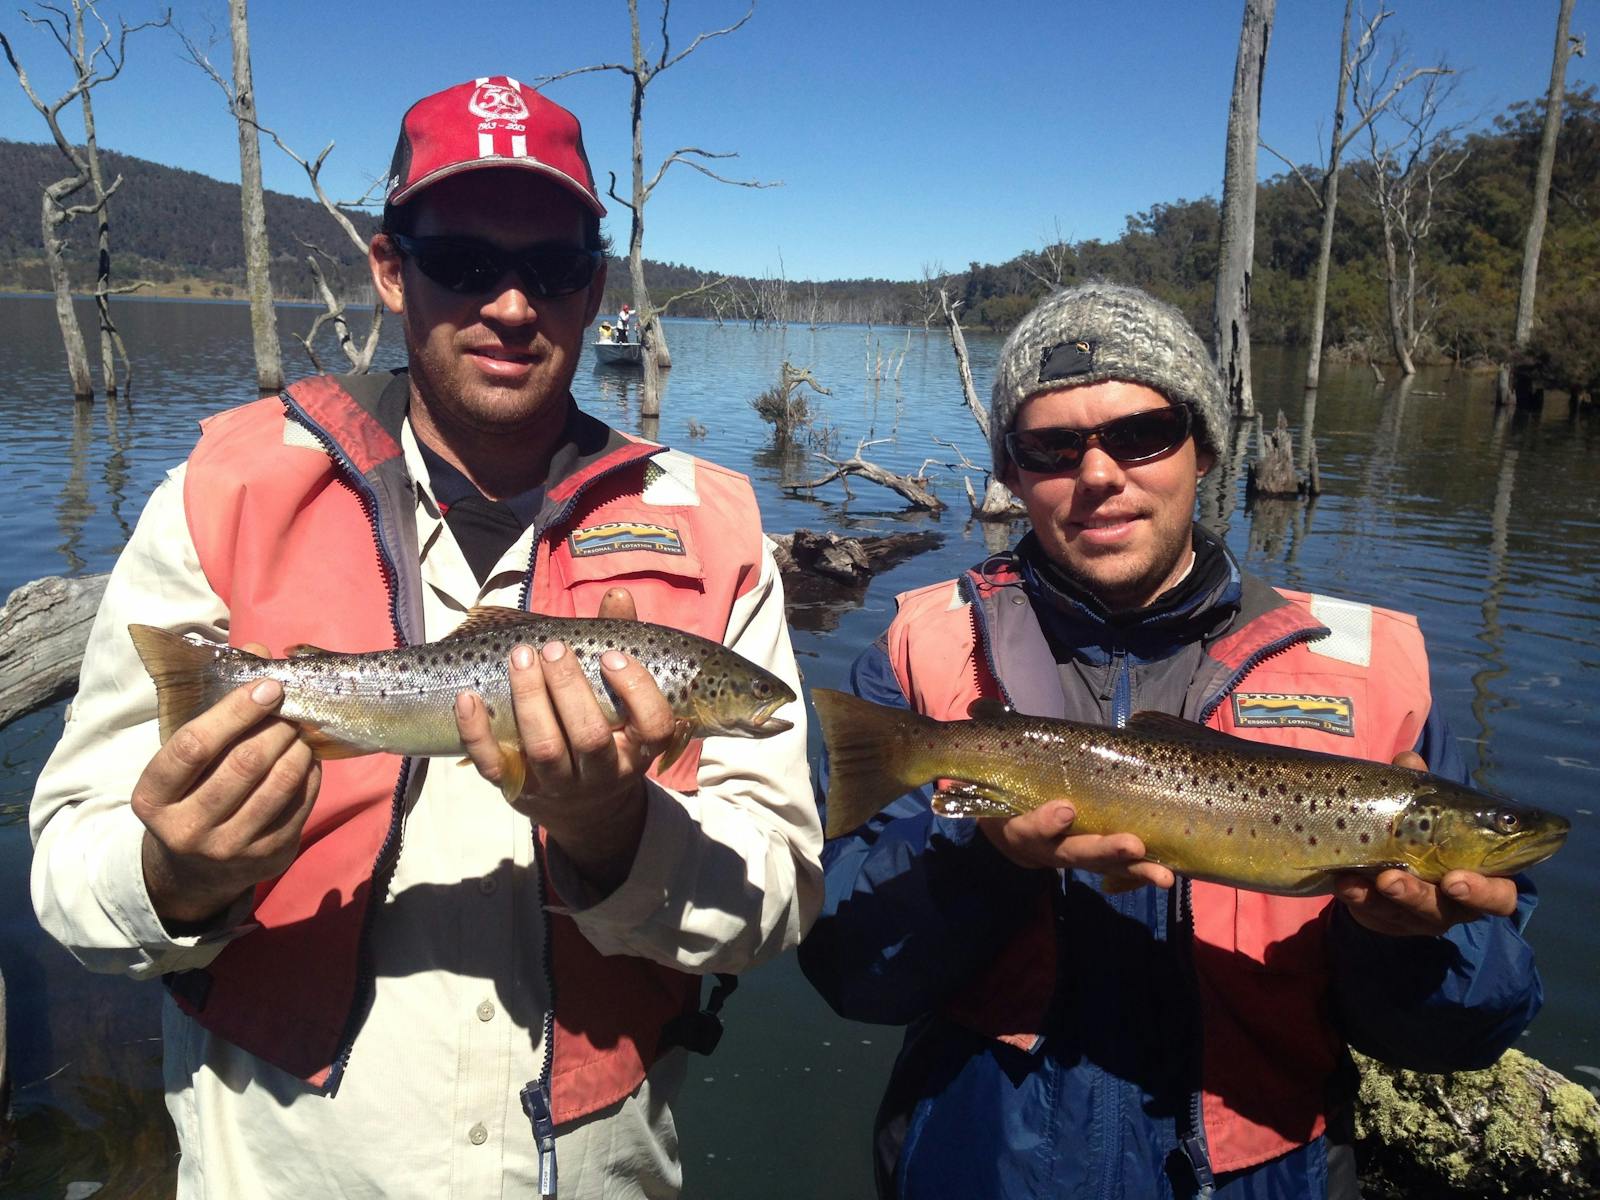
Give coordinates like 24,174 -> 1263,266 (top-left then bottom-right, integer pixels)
752,679 -> 771,698
1494,811 -> 1521,834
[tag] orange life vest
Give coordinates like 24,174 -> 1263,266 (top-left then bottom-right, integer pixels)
171,374 -> 767,1123
883,567 -> 1431,1174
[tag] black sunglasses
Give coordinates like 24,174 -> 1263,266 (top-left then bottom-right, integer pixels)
1005,405 -> 1194,473
388,233 -> 601,298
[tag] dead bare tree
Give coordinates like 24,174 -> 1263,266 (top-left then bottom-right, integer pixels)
1261,2 -> 1446,390
1501,0 -> 1586,405
1214,0 -> 1275,417
539,1 -> 777,417
2,1 -> 167,400
1019,218 -> 1075,291
784,438 -> 945,511
1355,70 -> 1469,375
180,29 -> 384,373
939,287 -> 1018,519
173,2 -> 282,391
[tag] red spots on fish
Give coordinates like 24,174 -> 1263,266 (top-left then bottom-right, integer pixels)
1225,826 -> 1234,837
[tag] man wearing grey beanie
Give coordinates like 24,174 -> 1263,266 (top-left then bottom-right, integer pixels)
802,282 -> 1542,1200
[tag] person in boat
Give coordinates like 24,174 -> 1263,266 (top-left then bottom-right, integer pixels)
31,74 -> 820,1200
617,303 -> 633,342
799,282 -> 1543,1200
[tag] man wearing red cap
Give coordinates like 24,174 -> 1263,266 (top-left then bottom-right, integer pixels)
31,75 -> 819,1198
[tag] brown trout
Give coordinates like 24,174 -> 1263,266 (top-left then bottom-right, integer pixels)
130,607 -> 795,800
813,689 -> 1568,895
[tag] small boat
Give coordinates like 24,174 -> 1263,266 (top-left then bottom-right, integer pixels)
592,340 -> 644,367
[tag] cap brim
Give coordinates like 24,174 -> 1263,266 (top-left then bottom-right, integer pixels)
389,158 -> 606,217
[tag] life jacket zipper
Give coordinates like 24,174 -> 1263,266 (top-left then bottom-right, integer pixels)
281,395 -> 413,1095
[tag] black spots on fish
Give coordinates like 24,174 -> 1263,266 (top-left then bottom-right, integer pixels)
1336,785 -> 1348,800
1308,835 -> 1318,847
1225,825 -> 1234,837
1257,786 -> 1269,799
1349,804 -> 1359,815
1294,793 -> 1306,805
1272,813 -> 1282,826
1333,847 -> 1342,856
1183,825 -> 1193,838
1335,817 -> 1348,831
1307,797 -> 1318,814
1293,822 -> 1304,833
1303,770 -> 1316,782
1204,796 -> 1213,807
1418,817 -> 1431,832
1226,781 -> 1237,794
1275,782 -> 1288,796
1359,833 -> 1371,844
1249,827 -> 1257,839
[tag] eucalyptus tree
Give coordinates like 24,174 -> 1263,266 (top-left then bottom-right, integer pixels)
1262,1 -> 1445,390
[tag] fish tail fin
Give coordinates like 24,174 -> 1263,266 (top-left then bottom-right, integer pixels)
127,624 -> 224,744
811,689 -> 932,838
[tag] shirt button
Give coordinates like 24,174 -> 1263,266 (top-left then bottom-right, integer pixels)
478,876 -> 498,896
477,1000 -> 496,1022
468,1123 -> 488,1146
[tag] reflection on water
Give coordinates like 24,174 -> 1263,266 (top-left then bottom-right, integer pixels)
1,297 -> 1598,1195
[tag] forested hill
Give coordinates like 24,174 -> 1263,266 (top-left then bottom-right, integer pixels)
4,83 -> 1598,388
0,138 -> 380,298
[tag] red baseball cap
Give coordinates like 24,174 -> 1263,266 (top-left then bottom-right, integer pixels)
385,75 -> 605,216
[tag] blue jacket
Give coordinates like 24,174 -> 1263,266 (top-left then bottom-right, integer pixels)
799,536 -> 1542,1200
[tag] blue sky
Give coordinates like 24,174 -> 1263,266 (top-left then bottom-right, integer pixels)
2,0 -> 1594,281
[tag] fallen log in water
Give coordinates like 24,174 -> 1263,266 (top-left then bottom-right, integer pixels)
0,572 -> 109,729
769,529 -> 942,588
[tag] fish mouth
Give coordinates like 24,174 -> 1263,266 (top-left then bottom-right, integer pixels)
1482,820 -> 1571,872
729,697 -> 794,737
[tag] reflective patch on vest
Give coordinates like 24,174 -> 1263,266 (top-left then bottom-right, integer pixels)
283,418 -> 326,451
641,449 -> 700,507
1307,595 -> 1373,667
568,521 -> 685,557
1232,692 -> 1355,736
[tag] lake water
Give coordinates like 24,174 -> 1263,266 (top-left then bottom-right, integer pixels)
0,294 -> 1596,1197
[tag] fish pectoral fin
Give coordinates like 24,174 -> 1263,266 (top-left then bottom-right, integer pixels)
654,720 -> 696,771
448,605 -> 535,640
966,698 -> 1013,720
284,642 -> 335,658
495,741 -> 527,805
298,725 -> 367,760
930,783 -> 1025,820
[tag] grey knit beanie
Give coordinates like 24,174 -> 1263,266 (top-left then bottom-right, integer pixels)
989,282 -> 1228,477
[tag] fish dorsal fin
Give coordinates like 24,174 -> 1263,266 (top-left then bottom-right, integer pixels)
284,642 -> 334,658
446,605 -> 535,640
967,698 -> 1012,720
1126,711 -> 1236,744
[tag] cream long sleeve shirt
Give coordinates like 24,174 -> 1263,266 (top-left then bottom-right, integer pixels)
30,419 -> 821,1200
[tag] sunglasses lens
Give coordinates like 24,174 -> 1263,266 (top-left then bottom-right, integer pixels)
406,241 -> 502,293
1008,428 -> 1086,472
522,247 -> 598,297
1099,407 -> 1190,460
1007,407 -> 1191,473
396,236 -> 598,298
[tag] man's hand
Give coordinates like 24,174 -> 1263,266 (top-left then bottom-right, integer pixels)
455,588 -> 677,895
133,646 -> 321,930
980,802 -> 1176,892
1334,750 -> 1520,936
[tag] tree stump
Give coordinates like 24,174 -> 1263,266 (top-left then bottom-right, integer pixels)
1246,411 -> 1319,498
0,572 -> 109,729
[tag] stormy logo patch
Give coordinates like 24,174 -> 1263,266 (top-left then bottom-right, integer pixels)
1232,693 -> 1354,737
569,521 -> 685,557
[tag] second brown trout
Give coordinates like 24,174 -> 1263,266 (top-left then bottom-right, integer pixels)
813,689 -> 1568,895
130,606 -> 796,800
